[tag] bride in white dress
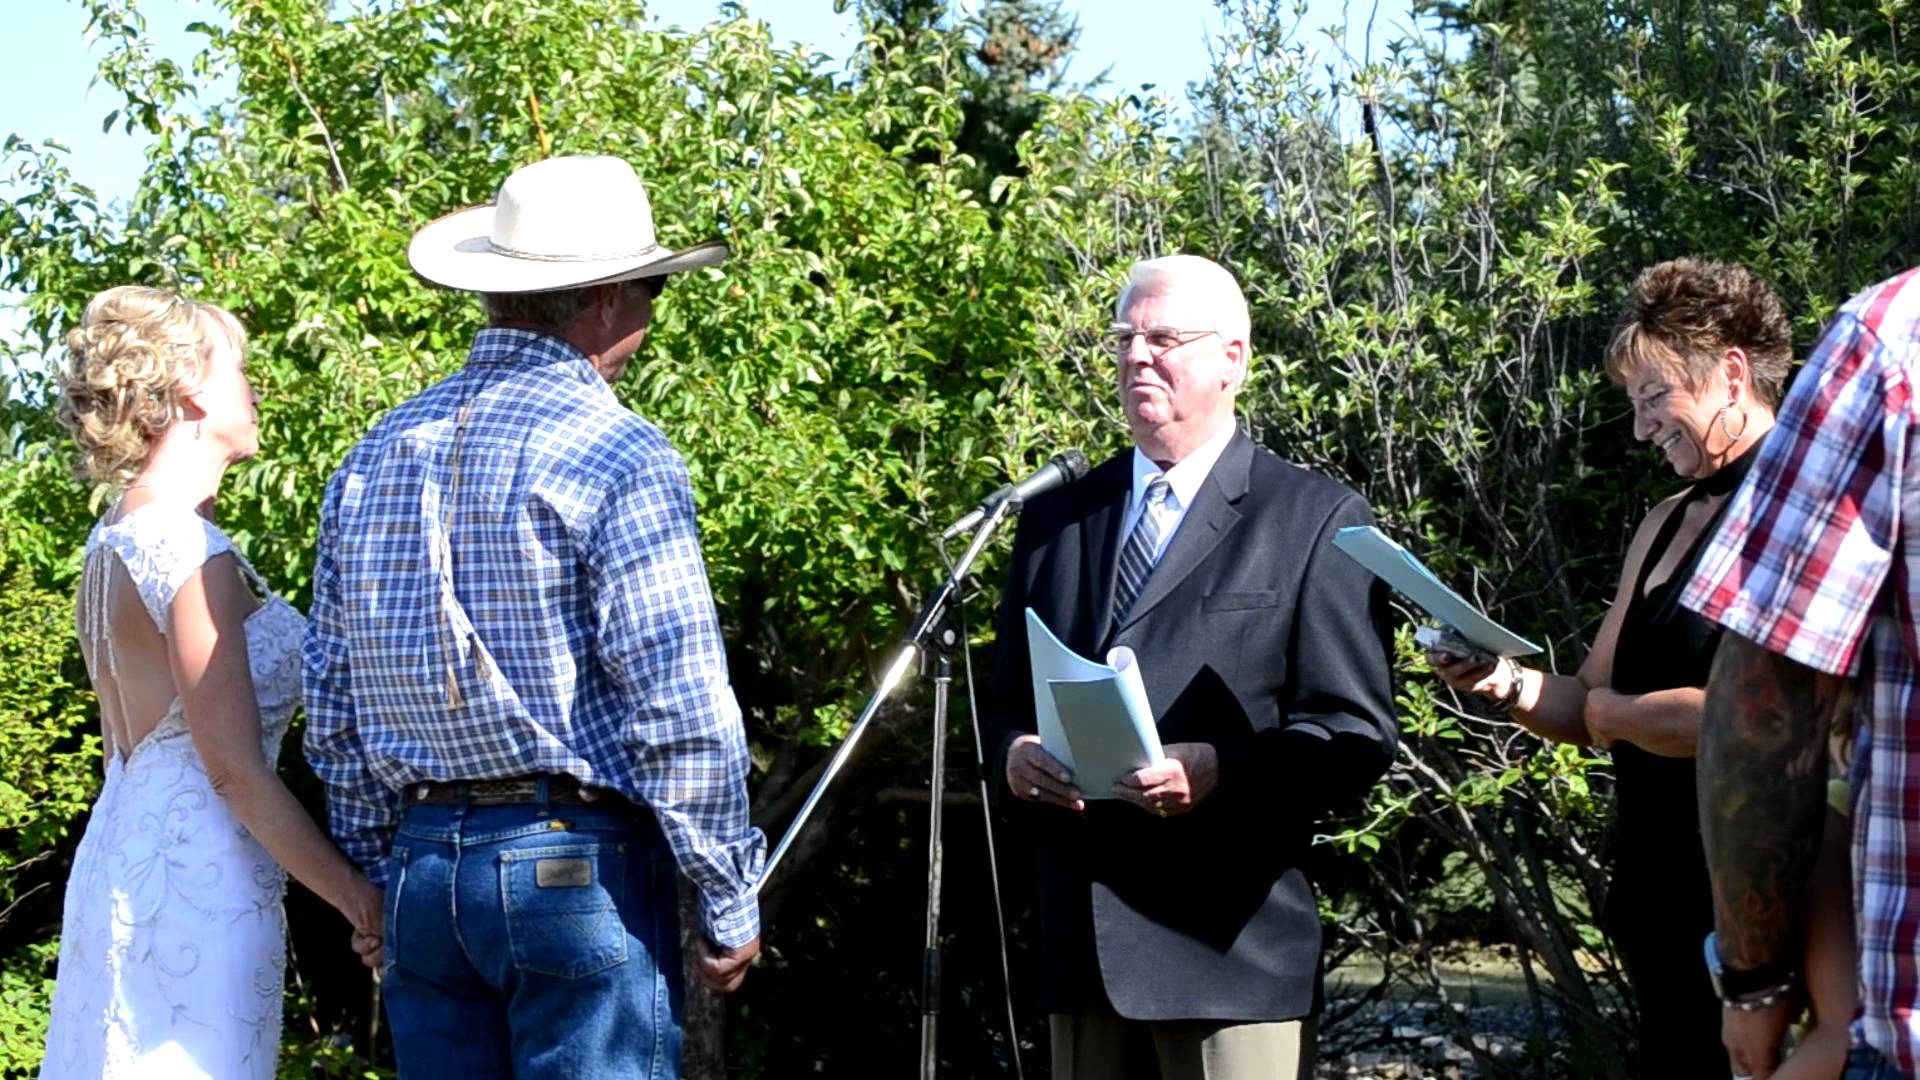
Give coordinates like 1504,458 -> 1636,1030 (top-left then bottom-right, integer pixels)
40,286 -> 382,1078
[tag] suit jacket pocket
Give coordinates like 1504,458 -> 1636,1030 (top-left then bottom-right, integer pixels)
1202,590 -> 1282,612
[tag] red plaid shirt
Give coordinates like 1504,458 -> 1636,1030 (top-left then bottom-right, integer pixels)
1684,267 -> 1920,1069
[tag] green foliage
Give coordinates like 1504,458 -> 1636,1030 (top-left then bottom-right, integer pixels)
0,942 -> 57,1077
0,567 -> 95,883
275,976 -> 390,1080
0,452 -> 95,852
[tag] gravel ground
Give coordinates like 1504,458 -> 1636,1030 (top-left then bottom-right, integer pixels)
1316,997 -> 1581,1078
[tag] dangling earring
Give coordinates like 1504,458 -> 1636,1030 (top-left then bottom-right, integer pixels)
195,418 -> 204,441
1716,402 -> 1749,442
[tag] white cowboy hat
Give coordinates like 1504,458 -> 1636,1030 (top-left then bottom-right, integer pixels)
407,155 -> 728,294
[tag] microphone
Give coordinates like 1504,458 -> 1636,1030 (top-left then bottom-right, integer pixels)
940,450 -> 1089,539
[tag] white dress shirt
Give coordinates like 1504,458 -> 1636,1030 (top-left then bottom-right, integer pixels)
1120,422 -> 1238,562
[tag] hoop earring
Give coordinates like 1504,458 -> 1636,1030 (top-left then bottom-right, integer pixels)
1717,403 -> 1749,442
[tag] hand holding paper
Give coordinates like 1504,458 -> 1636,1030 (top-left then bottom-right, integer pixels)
1007,735 -> 1083,810
1024,609 -> 1164,800
1112,741 -> 1218,816
1331,526 -> 1541,658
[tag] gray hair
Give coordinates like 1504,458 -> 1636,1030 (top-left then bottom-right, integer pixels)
480,277 -> 659,330
480,286 -> 601,330
1115,255 -> 1252,346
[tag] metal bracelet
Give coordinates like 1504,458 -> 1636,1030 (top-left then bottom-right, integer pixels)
1722,980 -> 1796,1012
1496,658 -> 1525,711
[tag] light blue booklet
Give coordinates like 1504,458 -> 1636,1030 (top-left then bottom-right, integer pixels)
1331,526 -> 1542,658
1025,608 -> 1165,798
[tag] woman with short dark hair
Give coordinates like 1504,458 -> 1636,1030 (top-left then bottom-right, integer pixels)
1431,258 -> 1791,1075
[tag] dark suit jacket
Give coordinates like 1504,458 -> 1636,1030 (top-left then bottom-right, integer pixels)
983,431 -> 1396,1022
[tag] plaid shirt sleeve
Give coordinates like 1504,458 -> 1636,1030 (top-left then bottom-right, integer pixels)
302,465 -> 401,885
590,452 -> 765,948
1681,310 -> 1910,675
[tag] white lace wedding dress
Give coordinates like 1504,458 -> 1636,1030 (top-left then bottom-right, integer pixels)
40,503 -> 304,1079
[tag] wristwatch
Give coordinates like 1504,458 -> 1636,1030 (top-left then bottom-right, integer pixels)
1702,931 -> 1797,1007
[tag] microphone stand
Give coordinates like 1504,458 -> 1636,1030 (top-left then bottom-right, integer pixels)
918,615 -> 954,1080
751,500 -> 1018,1079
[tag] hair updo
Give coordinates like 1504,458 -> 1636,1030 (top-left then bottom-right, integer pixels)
55,285 -> 246,486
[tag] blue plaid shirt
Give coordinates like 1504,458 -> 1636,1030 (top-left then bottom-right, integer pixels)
303,328 -> 764,946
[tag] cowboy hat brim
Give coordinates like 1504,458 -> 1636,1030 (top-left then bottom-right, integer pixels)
407,204 -> 729,294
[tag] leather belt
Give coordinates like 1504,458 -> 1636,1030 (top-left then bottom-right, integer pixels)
405,775 -> 632,811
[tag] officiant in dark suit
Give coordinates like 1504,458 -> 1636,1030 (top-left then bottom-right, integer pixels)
982,255 -> 1397,1079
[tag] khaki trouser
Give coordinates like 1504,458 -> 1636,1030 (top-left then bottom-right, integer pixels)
1049,1000 -> 1317,1080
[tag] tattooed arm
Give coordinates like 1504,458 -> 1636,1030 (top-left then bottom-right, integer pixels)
1699,631 -> 1854,1079
1699,631 -> 1852,971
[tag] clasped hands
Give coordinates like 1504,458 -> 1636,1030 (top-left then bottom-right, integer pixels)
1006,734 -> 1218,816
1721,991 -> 1796,1080
345,883 -> 385,972
343,886 -> 763,994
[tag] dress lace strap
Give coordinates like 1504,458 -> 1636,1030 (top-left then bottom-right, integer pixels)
92,504 -> 237,635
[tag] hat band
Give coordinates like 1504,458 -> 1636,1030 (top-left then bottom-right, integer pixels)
487,239 -> 663,263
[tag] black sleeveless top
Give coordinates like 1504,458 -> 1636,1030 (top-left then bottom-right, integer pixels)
1606,440 -> 1761,898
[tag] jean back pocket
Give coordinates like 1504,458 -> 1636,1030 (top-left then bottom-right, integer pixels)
501,840 -> 629,980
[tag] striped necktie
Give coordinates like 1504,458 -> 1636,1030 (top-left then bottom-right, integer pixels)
1112,478 -> 1173,627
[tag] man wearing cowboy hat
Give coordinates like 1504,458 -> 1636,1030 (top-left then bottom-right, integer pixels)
304,155 -> 764,1077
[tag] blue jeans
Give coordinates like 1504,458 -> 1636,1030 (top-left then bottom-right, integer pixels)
1843,1044 -> 1907,1079
381,794 -> 682,1079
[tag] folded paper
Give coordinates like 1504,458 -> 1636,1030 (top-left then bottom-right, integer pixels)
1025,608 -> 1164,797
1331,526 -> 1541,658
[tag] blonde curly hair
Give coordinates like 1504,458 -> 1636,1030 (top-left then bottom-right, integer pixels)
55,285 -> 247,486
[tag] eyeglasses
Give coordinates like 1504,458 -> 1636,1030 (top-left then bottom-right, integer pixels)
1101,324 -> 1221,356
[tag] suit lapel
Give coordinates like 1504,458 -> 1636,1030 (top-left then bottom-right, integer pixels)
1081,461 -> 1130,647
1109,432 -> 1253,639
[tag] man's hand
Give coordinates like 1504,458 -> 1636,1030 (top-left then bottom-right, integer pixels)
695,935 -> 761,994
1114,742 -> 1218,817
1006,734 -> 1084,811
350,929 -> 385,972
1722,996 -> 1794,1079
